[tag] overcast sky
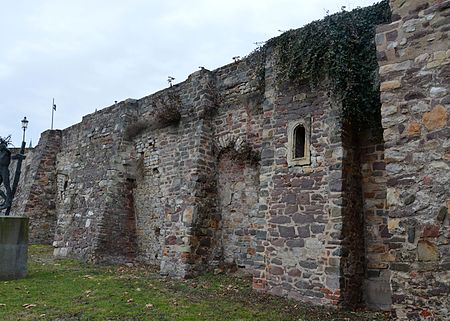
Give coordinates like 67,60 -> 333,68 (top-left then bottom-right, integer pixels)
1,0 -> 379,147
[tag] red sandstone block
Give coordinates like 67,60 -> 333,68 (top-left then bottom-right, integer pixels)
326,294 -> 340,301
252,279 -> 266,289
320,288 -> 332,295
422,224 -> 440,238
420,309 -> 432,318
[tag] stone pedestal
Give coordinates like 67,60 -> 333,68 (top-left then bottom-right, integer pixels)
0,216 -> 29,280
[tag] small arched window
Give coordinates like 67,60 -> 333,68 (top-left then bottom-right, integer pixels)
294,125 -> 306,159
287,117 -> 311,166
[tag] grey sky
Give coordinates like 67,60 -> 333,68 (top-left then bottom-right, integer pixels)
1,0 -> 379,146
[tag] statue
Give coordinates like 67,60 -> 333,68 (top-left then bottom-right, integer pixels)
0,121 -> 29,282
0,136 -> 12,210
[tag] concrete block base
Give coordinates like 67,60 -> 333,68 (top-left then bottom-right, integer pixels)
0,216 -> 29,280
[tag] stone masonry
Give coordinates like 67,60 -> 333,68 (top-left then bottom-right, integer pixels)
9,1 -> 449,319
8,131 -> 61,244
376,0 -> 450,320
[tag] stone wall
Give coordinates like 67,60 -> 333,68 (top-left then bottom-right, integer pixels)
377,0 -> 450,319
10,1 -> 450,317
128,59 -> 265,276
132,132 -> 167,266
360,127 -> 391,311
249,47 -> 351,303
131,90 -> 186,268
129,71 -> 221,277
136,49 -> 366,308
212,59 -> 264,271
13,33 -> 376,310
18,45 -> 357,307
52,101 -> 138,262
7,131 -> 62,244
217,151 -> 259,269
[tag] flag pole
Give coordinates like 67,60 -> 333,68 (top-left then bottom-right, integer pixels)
51,98 -> 56,130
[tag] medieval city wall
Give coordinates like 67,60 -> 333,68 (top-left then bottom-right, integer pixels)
130,58 -> 266,276
9,0 -> 450,318
52,102 -> 138,262
20,47 -> 355,305
9,131 -> 61,244
377,0 -> 450,319
253,55 -> 351,304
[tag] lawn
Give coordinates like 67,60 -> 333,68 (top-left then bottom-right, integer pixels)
0,246 -> 389,321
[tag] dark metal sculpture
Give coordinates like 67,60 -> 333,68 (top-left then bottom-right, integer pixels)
0,136 -> 12,211
1,117 -> 28,216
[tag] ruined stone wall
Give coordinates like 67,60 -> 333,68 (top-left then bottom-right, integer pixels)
247,47 -> 352,305
212,60 -> 264,271
130,59 -> 264,276
174,73 -> 219,277
360,128 -> 391,311
15,2 -> 450,315
124,48 -> 355,306
8,131 -> 62,244
377,0 -> 450,319
131,90 -> 185,268
132,129 -> 175,266
130,73 -> 220,277
52,101 -> 138,262
217,152 -> 259,269
17,47 -> 363,307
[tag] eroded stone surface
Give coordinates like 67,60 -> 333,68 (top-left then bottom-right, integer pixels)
423,105 -> 448,130
417,240 -> 439,261
377,0 -> 450,319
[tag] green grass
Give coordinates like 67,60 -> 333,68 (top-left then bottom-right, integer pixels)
0,246 -> 389,321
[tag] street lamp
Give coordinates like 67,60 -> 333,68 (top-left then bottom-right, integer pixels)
4,117 -> 29,216
21,117 -> 28,143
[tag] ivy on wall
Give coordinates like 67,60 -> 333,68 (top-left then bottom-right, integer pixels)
263,0 -> 391,127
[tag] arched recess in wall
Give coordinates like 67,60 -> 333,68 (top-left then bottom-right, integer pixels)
287,117 -> 311,167
215,134 -> 260,270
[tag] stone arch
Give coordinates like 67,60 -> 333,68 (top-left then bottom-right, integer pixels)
215,134 -> 260,270
216,133 -> 248,156
287,117 -> 311,166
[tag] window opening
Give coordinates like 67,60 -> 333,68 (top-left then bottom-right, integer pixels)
294,125 -> 306,159
287,117 -> 311,167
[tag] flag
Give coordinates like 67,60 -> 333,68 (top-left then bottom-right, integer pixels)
51,98 -> 56,130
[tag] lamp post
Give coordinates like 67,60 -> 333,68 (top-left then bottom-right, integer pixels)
4,117 -> 29,216
21,117 -> 28,144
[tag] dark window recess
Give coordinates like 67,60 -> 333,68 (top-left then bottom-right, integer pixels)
294,125 -> 306,158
